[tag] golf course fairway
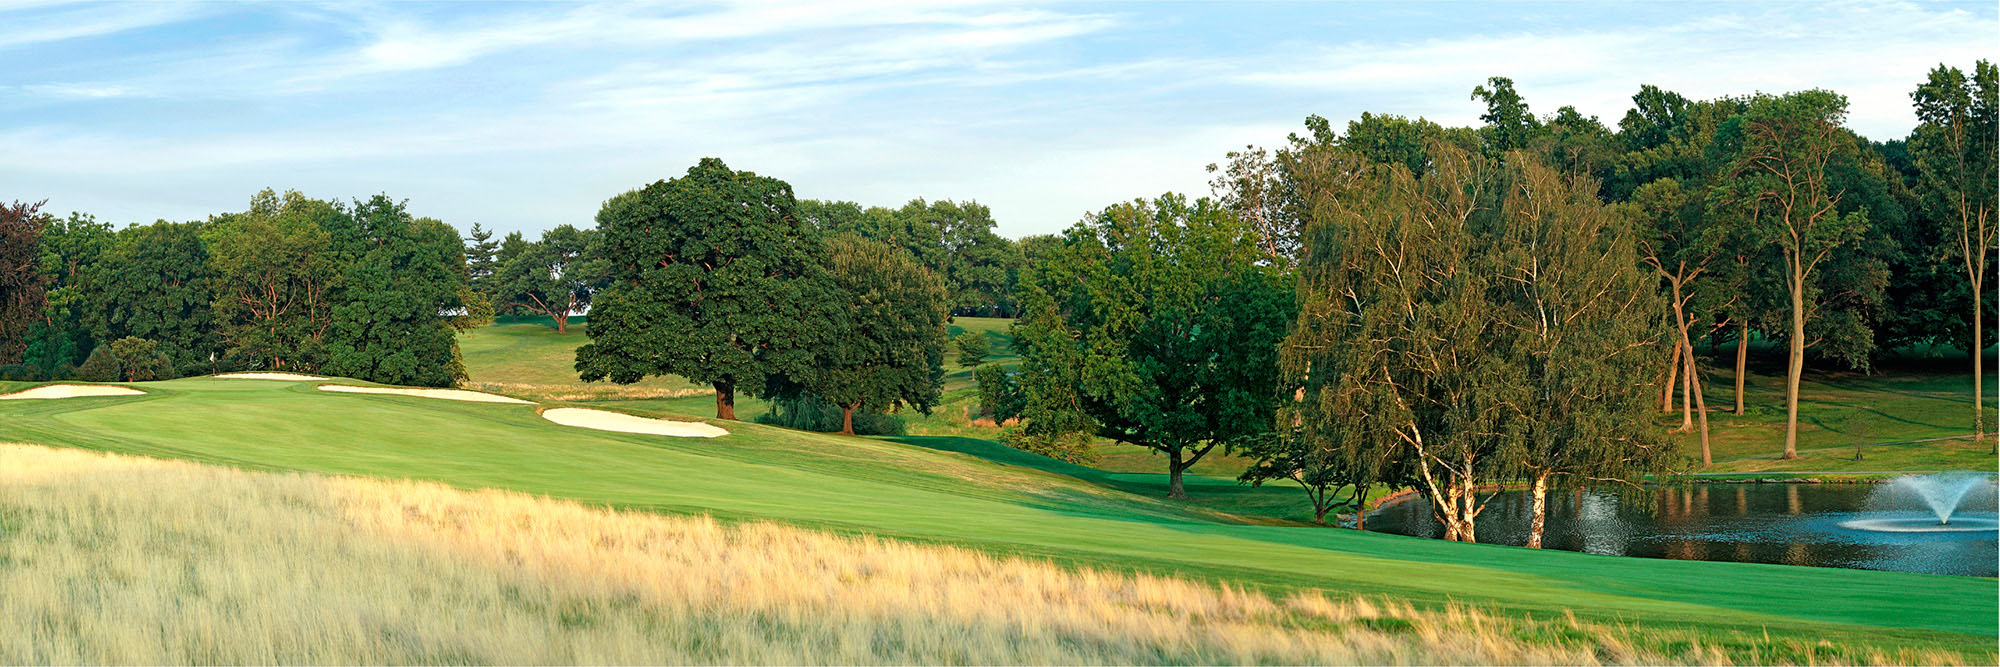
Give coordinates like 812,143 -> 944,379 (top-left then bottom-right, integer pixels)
1,376 -> 1992,661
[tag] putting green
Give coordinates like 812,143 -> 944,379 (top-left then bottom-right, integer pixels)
0,376 -> 1991,657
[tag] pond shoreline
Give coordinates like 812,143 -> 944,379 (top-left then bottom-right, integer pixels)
1367,471 -> 2000,513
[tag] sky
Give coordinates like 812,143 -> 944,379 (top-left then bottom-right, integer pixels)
3,1 -> 1996,239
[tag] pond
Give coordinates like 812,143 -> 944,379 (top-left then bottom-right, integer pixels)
1363,481 -> 1999,577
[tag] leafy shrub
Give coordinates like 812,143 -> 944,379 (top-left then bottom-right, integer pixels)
1000,428 -> 1098,465
0,364 -> 45,382
76,346 -> 120,382
756,394 -> 906,436
77,338 -> 178,382
109,338 -> 176,381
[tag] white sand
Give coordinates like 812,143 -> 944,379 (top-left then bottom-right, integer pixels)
541,407 -> 729,438
317,385 -> 533,404
0,384 -> 146,400
213,372 -> 330,381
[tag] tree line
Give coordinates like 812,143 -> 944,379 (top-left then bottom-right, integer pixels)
0,191 -> 479,386
986,63 -> 1994,546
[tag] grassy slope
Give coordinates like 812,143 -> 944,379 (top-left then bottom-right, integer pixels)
461,316 -> 1308,518
1677,350 -> 1997,474
0,376 -> 1992,659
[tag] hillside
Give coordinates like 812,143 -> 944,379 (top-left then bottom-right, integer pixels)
0,374 -> 1992,662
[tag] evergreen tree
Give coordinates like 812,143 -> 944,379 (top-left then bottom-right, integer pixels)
464,222 -> 500,293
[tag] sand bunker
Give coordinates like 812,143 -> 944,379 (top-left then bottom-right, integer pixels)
214,372 -> 330,381
541,407 -> 728,438
317,385 -> 533,404
0,384 -> 146,400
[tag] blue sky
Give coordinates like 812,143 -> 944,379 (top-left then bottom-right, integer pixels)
4,1 -> 1995,238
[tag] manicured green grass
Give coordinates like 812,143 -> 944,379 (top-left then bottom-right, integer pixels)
0,376 -> 1992,661
1674,351 -> 1997,473
458,316 -> 708,401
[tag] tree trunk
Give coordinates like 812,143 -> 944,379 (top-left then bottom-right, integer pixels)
1438,481 -> 1463,542
1457,482 -> 1477,544
1734,320 -> 1749,416
1974,289 -> 1984,440
553,313 -> 568,334
1352,484 -> 1369,530
1670,284 -> 1694,432
1784,271 -> 1805,460
1661,340 -> 1682,413
1682,329 -> 1712,467
1526,471 -> 1550,549
1166,447 -> 1188,500
714,381 -> 736,421
840,403 -> 857,435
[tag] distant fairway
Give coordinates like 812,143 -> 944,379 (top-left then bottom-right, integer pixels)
0,374 -> 1993,663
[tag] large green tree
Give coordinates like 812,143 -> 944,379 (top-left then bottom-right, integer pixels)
576,158 -> 820,420
24,212 -> 111,375
494,224 -> 607,334
1909,60 -> 1999,440
206,190 -> 347,371
1281,144 -> 1510,541
1711,90 -> 1872,460
81,220 -> 218,373
798,234 -> 951,435
1013,194 -> 1294,499
1488,154 -> 1671,547
0,200 -> 46,364
323,196 -> 472,387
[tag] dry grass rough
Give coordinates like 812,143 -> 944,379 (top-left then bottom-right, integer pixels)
0,444 -> 1967,665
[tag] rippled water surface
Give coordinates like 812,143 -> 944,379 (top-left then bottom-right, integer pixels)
1364,483 -> 1998,577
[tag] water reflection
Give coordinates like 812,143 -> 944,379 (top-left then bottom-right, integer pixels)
1365,483 -> 1998,576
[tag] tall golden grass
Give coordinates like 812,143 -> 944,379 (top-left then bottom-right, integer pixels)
0,444 -> 1962,665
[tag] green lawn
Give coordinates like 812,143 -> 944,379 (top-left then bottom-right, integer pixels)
458,316 -> 709,402
1674,351 -> 1997,474
0,375 -> 1992,661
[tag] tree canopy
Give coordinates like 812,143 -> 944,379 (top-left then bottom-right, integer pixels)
576,158 -> 821,419
494,224 -> 607,333
1013,194 -> 1295,499
796,234 -> 951,435
323,196 -> 472,388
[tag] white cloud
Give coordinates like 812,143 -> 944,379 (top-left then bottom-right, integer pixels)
0,1 -> 200,50
2,1 -> 1993,238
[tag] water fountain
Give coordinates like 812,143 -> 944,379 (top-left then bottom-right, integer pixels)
1841,472 -> 1999,533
